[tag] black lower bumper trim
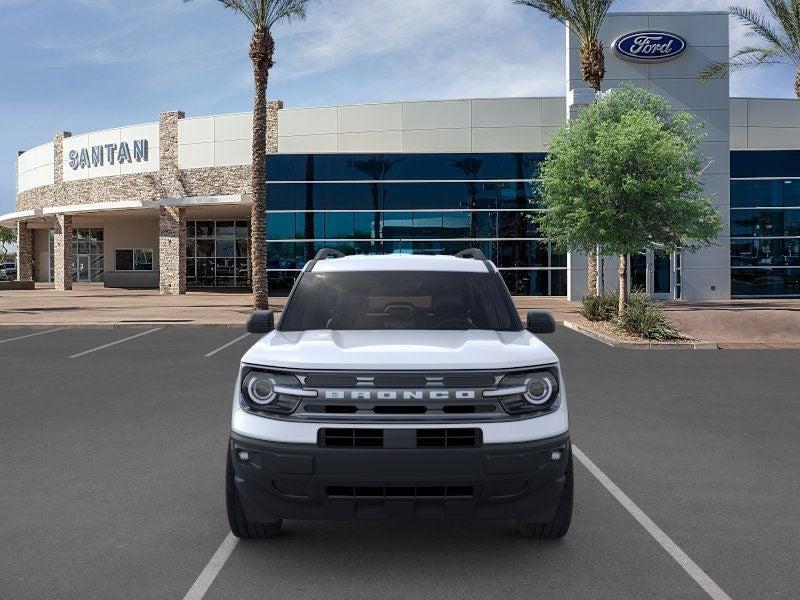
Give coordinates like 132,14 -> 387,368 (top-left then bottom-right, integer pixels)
230,431 -> 570,522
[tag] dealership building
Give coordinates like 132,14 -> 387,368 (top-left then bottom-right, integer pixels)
4,11 -> 800,299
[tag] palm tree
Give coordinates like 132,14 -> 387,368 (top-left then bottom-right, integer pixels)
699,2 -> 800,101
185,0 -> 314,309
515,0 -> 616,295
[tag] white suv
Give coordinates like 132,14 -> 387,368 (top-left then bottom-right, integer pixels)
227,249 -> 571,539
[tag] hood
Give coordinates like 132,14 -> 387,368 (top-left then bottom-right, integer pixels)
241,329 -> 558,371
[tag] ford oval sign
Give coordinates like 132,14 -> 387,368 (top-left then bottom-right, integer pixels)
613,31 -> 687,63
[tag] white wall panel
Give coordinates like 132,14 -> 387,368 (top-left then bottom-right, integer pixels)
648,13 -> 729,47
402,128 -> 471,152
729,99 -> 748,127
650,78 -> 729,111
338,131 -> 403,152
747,98 -> 800,128
730,126 -> 748,149
471,98 -> 542,128
278,134 -> 338,153
179,117 -> 214,144
278,107 -> 338,137
214,113 -> 251,142
472,127 -> 543,152
403,100 -> 471,130
541,98 -> 566,126
214,139 -> 250,166
746,127 -> 800,149
16,142 -> 54,193
338,103 -> 403,133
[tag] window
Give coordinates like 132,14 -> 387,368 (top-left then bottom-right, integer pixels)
115,248 -> 153,271
279,271 -> 521,332
187,220 -> 251,287
262,153 -> 564,297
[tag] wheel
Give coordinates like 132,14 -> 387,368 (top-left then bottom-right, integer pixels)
226,448 -> 282,539
517,451 -> 573,539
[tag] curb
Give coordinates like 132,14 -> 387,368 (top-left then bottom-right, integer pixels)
562,321 -> 718,350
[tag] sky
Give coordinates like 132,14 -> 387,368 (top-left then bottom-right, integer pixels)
0,0 -> 797,215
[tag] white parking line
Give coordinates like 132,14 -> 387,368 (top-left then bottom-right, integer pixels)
205,333 -> 251,358
68,328 -> 162,359
182,533 -> 239,600
572,445 -> 733,600
0,328 -> 63,345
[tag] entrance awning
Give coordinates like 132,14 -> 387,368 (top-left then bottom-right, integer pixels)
0,194 -> 246,227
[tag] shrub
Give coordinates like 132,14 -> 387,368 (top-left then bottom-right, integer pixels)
614,293 -> 684,340
579,290 -> 619,322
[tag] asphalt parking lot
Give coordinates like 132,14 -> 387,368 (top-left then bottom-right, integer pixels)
1,326 -> 798,600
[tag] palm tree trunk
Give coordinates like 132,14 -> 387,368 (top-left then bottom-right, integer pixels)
580,39 -> 605,296
249,29 -> 274,310
580,40 -> 605,93
618,254 -> 628,314
796,67 -> 800,102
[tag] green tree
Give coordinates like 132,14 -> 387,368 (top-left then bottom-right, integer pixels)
0,226 -> 15,263
699,2 -> 800,100
185,0 -> 314,309
535,85 -> 722,313
515,0 -> 616,294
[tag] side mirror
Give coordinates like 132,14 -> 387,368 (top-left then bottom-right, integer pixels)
246,310 -> 275,334
526,311 -> 556,334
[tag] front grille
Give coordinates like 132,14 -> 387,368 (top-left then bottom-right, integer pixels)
417,428 -> 481,448
321,428 -> 383,448
325,485 -> 475,499
320,428 -> 481,448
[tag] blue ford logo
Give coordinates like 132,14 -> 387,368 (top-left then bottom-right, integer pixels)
613,31 -> 687,62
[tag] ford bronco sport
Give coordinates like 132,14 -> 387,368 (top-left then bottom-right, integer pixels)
227,249 -> 571,539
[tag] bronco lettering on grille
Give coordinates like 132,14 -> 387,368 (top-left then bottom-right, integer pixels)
323,390 -> 477,400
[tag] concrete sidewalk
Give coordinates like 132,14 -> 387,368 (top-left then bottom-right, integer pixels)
1,284 -> 798,347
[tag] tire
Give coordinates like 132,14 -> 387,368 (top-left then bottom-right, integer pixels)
226,448 -> 282,539
517,451 -> 573,539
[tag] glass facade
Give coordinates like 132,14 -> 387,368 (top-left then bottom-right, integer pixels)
731,151 -> 800,297
264,153 -> 567,296
186,220 -> 251,288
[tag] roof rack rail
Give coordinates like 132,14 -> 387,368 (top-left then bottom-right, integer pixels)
306,247 -> 346,272
455,248 -> 487,261
313,248 -> 346,261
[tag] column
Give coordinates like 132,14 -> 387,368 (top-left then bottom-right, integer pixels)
53,214 -> 73,291
159,205 -> 185,295
16,221 -> 33,282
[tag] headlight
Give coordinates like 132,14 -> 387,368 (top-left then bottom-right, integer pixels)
524,373 -> 556,405
245,373 -> 276,405
485,368 -> 560,415
240,369 -> 315,414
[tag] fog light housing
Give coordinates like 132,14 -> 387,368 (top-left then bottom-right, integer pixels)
550,450 -> 562,462
237,450 -> 250,462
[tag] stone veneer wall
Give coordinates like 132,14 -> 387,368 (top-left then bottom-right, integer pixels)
158,206 -> 186,294
16,222 -> 33,281
53,214 -> 73,291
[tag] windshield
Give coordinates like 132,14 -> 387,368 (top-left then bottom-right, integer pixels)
279,271 -> 522,332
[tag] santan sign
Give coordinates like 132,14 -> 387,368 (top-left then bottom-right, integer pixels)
613,31 -> 687,62
68,139 -> 149,170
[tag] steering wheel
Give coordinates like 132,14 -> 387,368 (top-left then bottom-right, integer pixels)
436,318 -> 473,329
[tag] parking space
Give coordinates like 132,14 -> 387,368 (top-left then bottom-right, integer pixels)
1,326 -> 798,599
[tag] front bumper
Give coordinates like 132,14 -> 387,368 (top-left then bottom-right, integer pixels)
230,432 -> 570,522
